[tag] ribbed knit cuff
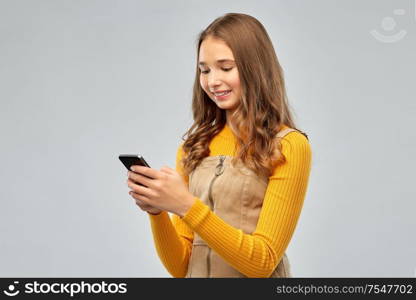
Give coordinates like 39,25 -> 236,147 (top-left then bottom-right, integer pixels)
181,197 -> 211,230
147,210 -> 169,220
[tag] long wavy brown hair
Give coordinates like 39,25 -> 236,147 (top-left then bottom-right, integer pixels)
181,13 -> 308,178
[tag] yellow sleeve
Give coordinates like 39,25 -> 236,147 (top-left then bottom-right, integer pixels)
180,132 -> 312,277
147,143 -> 194,277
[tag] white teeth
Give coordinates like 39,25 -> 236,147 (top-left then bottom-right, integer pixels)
215,90 -> 231,96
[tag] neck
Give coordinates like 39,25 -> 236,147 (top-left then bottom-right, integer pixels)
225,110 -> 237,133
225,120 -> 237,135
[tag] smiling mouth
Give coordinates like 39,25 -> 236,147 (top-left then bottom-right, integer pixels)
213,90 -> 231,97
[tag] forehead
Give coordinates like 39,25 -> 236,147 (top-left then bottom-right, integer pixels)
198,37 -> 235,65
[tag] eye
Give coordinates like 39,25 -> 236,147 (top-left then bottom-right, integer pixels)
200,67 -> 233,74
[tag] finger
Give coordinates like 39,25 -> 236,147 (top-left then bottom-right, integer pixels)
127,178 -> 152,197
134,196 -> 147,207
131,165 -> 163,180
128,171 -> 154,188
134,198 -> 150,211
130,190 -> 148,201
160,166 -> 174,174
131,192 -> 153,209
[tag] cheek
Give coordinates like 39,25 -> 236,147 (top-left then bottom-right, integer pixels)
229,72 -> 241,90
230,77 -> 241,94
200,77 -> 208,92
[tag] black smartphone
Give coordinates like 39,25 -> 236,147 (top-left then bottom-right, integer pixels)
119,154 -> 151,186
119,154 -> 150,170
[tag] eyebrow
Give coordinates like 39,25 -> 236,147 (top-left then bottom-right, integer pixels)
198,59 -> 235,66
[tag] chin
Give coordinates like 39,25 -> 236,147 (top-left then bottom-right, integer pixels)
220,101 -> 238,110
213,97 -> 233,106
216,102 -> 232,110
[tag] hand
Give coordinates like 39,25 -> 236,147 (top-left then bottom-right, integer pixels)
126,165 -> 195,217
130,191 -> 163,215
127,171 -> 163,215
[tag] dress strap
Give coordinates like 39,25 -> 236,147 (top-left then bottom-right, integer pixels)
275,127 -> 297,139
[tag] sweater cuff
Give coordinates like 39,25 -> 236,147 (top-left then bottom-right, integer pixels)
147,210 -> 169,219
181,197 -> 211,230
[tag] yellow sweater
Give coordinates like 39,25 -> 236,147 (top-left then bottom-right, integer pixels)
148,124 -> 312,277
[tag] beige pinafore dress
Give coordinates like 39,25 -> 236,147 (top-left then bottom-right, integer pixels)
185,127 -> 297,278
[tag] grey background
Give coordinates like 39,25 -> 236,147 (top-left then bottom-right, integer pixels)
1,0 -> 415,277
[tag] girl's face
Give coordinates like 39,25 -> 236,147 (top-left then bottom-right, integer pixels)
198,36 -> 242,114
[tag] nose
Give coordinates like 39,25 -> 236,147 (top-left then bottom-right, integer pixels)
207,70 -> 222,90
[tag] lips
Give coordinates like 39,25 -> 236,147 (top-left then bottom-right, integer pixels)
213,90 -> 231,96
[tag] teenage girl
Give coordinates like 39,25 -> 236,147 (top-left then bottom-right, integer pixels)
126,13 -> 312,278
